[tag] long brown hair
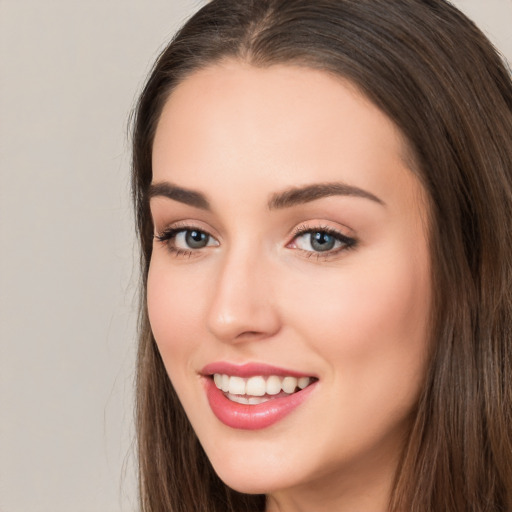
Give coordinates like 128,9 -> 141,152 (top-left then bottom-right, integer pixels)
131,1 -> 512,510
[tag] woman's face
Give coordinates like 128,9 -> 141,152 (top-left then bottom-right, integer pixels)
148,61 -> 431,509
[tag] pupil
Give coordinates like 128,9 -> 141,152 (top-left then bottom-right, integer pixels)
186,230 -> 208,248
311,232 -> 335,252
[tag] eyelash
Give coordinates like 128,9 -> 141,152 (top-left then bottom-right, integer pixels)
154,223 -> 357,260
154,224 -> 212,258
290,224 -> 357,260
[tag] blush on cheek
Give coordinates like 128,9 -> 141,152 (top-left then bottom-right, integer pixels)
147,264 -> 181,348
147,260 -> 211,367
287,252 -> 429,367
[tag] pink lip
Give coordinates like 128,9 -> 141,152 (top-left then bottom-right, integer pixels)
201,362 -> 318,430
201,361 -> 314,378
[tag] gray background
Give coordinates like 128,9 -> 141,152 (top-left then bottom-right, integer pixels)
0,1 -> 510,511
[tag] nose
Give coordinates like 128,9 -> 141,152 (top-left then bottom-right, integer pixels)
206,248 -> 281,343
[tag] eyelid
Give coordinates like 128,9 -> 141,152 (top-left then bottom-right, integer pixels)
291,221 -> 355,240
154,219 -> 219,239
154,221 -> 220,257
153,219 -> 357,260
287,222 -> 357,258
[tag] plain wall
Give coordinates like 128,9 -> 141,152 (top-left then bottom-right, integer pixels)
0,1 -> 510,511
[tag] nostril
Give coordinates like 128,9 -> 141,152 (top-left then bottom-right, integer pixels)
235,330 -> 266,340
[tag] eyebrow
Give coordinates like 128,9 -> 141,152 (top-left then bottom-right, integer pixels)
148,180 -> 384,211
268,182 -> 385,209
149,182 -> 210,210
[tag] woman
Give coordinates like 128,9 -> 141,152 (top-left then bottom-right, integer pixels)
131,0 -> 512,510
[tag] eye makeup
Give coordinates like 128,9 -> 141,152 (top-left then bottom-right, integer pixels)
288,224 -> 357,259
154,221 -> 357,261
154,223 -> 219,258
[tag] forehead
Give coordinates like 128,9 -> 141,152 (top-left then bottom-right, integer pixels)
151,60 -> 424,214
153,60 -> 409,156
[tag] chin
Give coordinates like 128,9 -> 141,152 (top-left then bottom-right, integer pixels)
217,472 -> 292,497
205,447 -> 301,495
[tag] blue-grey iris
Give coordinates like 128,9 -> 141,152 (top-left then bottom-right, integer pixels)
186,230 -> 209,248
311,232 -> 336,251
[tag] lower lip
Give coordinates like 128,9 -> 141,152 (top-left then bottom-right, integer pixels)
204,377 -> 317,430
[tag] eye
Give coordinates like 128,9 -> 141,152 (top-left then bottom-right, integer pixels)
155,226 -> 219,255
175,229 -> 215,249
289,226 -> 356,255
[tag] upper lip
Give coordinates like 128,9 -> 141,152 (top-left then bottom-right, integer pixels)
201,361 -> 315,378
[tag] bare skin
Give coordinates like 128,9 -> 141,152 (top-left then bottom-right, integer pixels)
148,60 -> 431,512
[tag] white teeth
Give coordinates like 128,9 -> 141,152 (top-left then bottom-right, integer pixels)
246,376 -> 266,396
266,375 -> 282,395
248,396 -> 267,405
228,376 -> 246,395
212,373 -> 313,399
298,376 -> 310,389
226,393 -> 269,405
221,374 -> 230,393
213,373 -> 222,389
282,376 -> 298,394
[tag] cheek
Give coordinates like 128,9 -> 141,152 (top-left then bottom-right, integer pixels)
281,245 -> 431,394
146,258 -> 206,370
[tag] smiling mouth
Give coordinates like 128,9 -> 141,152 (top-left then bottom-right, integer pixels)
212,373 -> 316,405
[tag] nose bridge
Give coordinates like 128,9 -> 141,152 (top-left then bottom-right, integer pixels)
206,240 -> 279,342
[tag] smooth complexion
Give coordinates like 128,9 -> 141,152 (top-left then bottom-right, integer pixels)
148,61 -> 432,512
